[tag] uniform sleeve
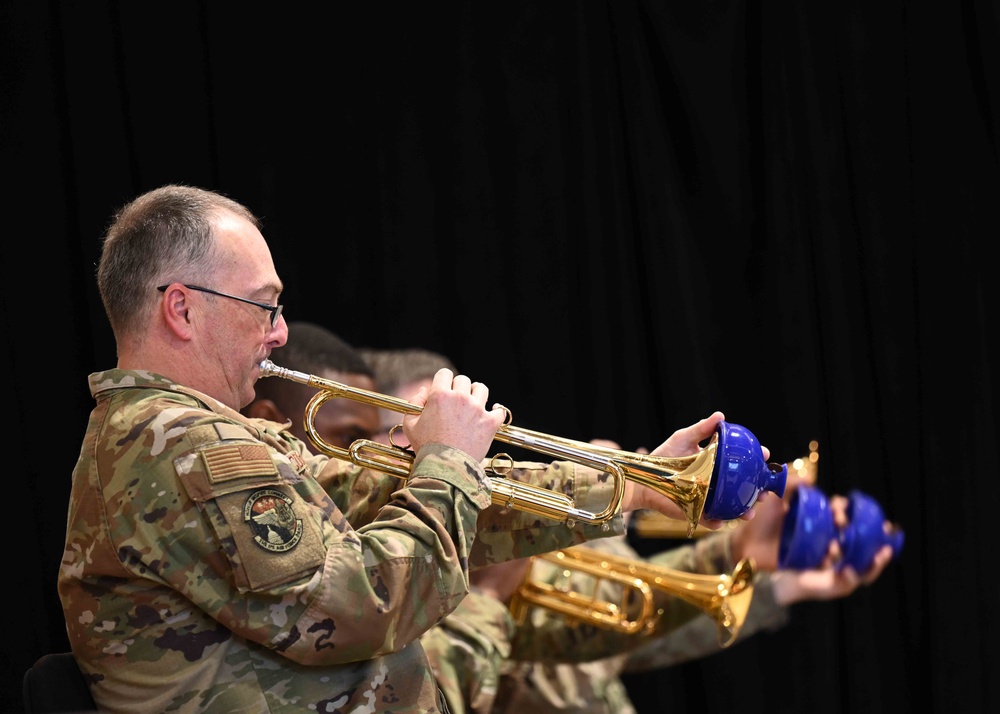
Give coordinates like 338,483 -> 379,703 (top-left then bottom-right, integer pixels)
494,656 -> 636,714
420,590 -> 515,714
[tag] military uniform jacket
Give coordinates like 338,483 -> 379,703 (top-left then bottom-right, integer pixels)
58,370 -> 625,713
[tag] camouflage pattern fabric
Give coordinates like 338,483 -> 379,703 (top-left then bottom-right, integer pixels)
420,591 -> 515,714
59,370 -> 627,713
496,656 -> 637,714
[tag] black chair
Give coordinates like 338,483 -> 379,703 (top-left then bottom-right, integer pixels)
22,652 -> 97,713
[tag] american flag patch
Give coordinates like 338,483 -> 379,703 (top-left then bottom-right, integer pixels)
203,443 -> 278,482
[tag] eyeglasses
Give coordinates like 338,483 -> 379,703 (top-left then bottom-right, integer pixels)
157,284 -> 283,327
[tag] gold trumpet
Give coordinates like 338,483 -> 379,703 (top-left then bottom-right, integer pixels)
631,441 -> 820,538
509,547 -> 756,648
258,359 -> 718,530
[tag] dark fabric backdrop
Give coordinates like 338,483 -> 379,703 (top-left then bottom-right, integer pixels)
3,2 -> 997,712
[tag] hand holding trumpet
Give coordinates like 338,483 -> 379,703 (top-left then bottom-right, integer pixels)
630,410 -> 768,528
402,368 -> 508,463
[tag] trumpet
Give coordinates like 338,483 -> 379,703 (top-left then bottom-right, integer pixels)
258,359 -> 785,532
509,547 -> 756,648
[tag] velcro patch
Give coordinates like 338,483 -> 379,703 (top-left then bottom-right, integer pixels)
203,443 -> 278,483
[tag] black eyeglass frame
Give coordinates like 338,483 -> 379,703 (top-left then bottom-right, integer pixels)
156,284 -> 283,327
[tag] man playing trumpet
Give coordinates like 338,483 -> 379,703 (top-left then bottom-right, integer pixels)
59,185 -> 766,714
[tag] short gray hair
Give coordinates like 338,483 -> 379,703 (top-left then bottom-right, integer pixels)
97,184 -> 260,339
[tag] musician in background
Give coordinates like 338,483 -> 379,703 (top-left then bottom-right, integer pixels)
360,345 -> 896,714
248,323 -> 378,451
60,185 -> 749,713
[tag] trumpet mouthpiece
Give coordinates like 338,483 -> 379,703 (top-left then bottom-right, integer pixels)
258,359 -> 277,377
257,359 -> 310,385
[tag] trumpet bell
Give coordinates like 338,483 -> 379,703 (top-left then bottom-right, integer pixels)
634,443 -> 812,539
705,421 -> 787,519
838,490 -> 905,572
778,484 -> 836,569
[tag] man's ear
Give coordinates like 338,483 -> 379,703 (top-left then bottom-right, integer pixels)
159,285 -> 193,338
246,398 -> 288,423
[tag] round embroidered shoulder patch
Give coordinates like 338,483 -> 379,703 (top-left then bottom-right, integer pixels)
244,488 -> 304,552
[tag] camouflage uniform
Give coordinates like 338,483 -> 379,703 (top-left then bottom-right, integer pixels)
420,591 -> 514,714
490,534 -> 791,713
59,370 -> 626,713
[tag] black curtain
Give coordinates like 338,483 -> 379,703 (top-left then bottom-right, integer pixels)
3,2 -> 997,712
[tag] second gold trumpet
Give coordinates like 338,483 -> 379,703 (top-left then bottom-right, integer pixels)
509,547 -> 756,648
